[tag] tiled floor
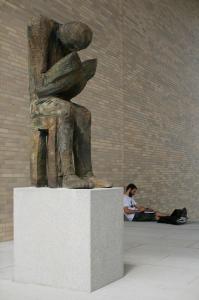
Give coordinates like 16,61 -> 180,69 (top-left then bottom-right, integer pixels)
1,222 -> 199,300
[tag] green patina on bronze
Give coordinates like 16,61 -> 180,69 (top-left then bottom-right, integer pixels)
28,15 -> 112,188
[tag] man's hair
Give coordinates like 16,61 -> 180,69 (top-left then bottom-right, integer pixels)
126,183 -> 137,191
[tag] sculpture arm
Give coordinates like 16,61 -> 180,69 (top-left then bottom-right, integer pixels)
36,52 -> 82,98
44,52 -> 81,84
36,56 -> 97,99
36,71 -> 82,98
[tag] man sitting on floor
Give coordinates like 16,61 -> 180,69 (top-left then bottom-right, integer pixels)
123,183 -> 187,224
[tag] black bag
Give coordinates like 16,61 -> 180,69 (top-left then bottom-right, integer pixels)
158,208 -> 188,225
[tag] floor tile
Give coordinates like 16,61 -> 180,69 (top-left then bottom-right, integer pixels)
1,222 -> 199,300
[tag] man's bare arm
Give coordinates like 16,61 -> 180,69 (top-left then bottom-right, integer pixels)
135,205 -> 145,212
124,207 -> 140,214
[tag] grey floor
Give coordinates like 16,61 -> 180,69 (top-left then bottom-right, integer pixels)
0,222 -> 199,300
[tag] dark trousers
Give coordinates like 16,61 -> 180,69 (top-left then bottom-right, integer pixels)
158,209 -> 185,224
133,211 -> 156,221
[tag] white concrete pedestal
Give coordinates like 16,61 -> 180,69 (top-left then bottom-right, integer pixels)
14,187 -> 123,292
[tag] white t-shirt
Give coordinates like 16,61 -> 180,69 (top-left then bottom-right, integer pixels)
123,195 -> 137,221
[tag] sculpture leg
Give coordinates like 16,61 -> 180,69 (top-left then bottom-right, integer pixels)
72,103 -> 112,188
57,105 -> 75,178
31,128 -> 48,187
56,103 -> 92,188
31,116 -> 58,187
72,103 -> 93,177
34,97 -> 93,188
47,117 -> 58,188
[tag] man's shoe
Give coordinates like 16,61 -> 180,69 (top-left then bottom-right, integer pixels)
176,216 -> 187,225
181,207 -> 188,218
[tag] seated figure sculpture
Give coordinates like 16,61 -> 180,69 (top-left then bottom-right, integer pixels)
28,15 -> 112,188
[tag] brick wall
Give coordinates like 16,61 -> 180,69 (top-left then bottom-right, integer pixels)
123,0 -> 199,216
1,0 -> 199,241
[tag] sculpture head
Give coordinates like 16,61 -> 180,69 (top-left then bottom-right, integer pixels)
58,21 -> 93,52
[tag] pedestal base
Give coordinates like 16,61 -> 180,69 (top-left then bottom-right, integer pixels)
14,187 -> 123,292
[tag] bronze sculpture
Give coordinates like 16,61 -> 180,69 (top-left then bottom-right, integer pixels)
28,15 -> 112,188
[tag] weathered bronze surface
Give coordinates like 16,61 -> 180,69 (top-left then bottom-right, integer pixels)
28,15 -> 112,188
